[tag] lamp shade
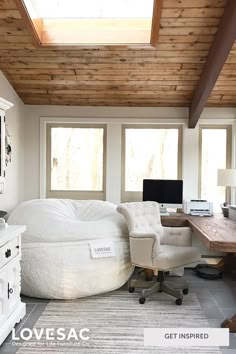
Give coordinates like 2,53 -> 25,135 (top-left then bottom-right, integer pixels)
217,169 -> 236,186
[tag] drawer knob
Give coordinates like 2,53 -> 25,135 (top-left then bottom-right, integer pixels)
8,283 -> 14,299
5,249 -> 11,258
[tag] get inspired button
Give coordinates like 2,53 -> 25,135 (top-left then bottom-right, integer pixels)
144,328 -> 229,347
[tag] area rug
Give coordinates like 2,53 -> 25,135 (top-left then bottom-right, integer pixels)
16,290 -> 222,354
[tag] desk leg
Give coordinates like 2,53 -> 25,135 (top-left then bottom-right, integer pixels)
144,269 -> 154,281
220,254 -> 236,332
223,253 -> 236,278
222,315 -> 236,333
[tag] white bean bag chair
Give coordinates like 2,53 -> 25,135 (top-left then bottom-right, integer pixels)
8,199 -> 133,299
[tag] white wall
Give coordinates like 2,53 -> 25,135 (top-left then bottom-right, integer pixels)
0,72 -> 25,213
24,105 -> 236,204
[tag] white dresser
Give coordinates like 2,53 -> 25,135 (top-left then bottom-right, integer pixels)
0,225 -> 26,346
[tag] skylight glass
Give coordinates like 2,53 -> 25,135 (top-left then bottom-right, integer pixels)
21,0 -> 158,45
26,0 -> 154,19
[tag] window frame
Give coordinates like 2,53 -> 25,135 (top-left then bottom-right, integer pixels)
46,122 -> 107,200
198,124 -> 232,204
121,124 -> 183,202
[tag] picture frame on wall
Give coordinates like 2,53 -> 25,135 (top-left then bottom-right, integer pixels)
0,114 -> 5,183
0,97 -> 14,187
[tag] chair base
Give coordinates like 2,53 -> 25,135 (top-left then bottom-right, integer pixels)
128,268 -> 156,291
129,270 -> 189,305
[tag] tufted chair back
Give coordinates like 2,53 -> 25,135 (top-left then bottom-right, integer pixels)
117,201 -> 164,240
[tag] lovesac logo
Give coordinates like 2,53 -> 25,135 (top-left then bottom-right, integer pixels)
12,327 -> 90,341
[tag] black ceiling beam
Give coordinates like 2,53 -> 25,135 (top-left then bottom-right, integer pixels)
188,0 -> 236,128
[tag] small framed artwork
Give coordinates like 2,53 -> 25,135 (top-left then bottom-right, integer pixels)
0,114 -> 5,183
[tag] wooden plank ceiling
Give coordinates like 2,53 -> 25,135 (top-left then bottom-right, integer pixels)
0,0 -> 235,108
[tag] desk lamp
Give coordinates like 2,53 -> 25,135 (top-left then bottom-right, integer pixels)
217,168 -> 236,217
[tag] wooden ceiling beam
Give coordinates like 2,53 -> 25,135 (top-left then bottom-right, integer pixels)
150,0 -> 163,47
188,0 -> 236,128
15,0 -> 42,47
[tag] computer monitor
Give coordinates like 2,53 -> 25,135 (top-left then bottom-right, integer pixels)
143,179 -> 183,215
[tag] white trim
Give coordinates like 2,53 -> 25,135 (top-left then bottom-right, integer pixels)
40,117 -> 106,199
231,120 -> 236,203
0,98 -> 13,111
39,116 -> 236,125
121,124 -> 183,202
199,124 -> 233,207
39,119 -> 47,198
40,116 -> 187,124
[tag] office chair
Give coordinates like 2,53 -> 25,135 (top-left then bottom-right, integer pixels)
117,201 -> 200,305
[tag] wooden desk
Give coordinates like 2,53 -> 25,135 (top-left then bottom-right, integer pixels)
161,213 -> 236,253
143,214 -> 236,281
162,213 -> 236,332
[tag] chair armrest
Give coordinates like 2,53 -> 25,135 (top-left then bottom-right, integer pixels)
162,227 -> 192,247
130,231 -> 158,240
129,235 -> 160,269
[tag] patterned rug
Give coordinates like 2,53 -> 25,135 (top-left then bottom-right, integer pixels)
16,290 -> 222,354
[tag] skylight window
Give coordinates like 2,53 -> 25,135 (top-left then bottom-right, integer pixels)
18,0 -> 162,46
27,0 -> 154,19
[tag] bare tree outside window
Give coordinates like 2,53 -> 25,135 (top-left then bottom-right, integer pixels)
125,128 -> 179,192
51,127 -> 104,191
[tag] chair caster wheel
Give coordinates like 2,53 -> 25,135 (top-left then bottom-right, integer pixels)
183,288 -> 189,295
139,297 -> 146,304
128,287 -> 135,293
176,298 -> 182,305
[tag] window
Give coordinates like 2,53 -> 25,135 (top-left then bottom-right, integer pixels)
122,125 -> 182,202
17,0 -> 161,46
199,125 -> 232,212
46,124 -> 106,199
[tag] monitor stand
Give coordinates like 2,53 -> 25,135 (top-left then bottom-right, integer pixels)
160,207 -> 169,216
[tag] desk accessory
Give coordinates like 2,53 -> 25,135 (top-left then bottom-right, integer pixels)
217,169 -> 236,217
194,264 -> 223,280
183,200 -> 213,216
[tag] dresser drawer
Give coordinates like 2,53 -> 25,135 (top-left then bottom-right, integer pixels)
0,237 -> 20,268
